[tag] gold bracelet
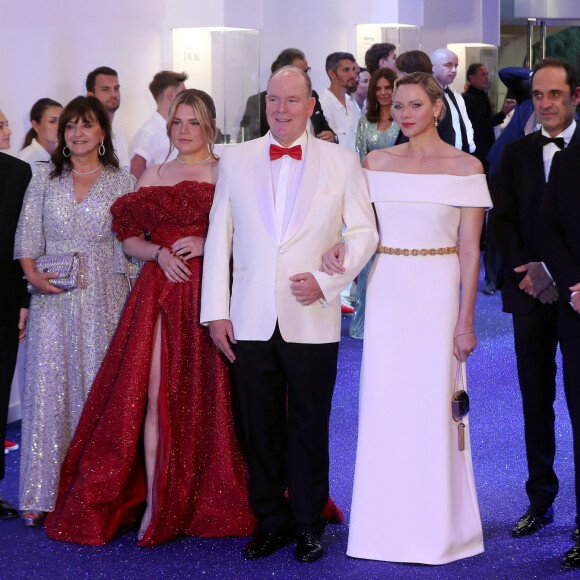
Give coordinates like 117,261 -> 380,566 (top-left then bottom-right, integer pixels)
376,244 -> 459,256
454,332 -> 475,338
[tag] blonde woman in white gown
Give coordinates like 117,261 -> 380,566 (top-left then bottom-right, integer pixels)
322,72 -> 491,565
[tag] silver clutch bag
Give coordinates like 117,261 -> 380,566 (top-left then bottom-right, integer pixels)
27,252 -> 87,295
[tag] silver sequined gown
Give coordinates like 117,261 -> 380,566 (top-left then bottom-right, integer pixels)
14,164 -> 136,512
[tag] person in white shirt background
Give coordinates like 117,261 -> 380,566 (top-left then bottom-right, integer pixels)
86,66 -> 130,171
318,52 -> 360,151
130,70 -> 187,180
17,98 -> 63,172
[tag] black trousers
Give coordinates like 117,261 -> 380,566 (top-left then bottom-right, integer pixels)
233,324 -> 338,535
0,325 -> 20,480
512,305 -> 560,510
560,335 -> 580,527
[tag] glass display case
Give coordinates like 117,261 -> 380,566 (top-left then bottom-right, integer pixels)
356,23 -> 422,66
172,27 -> 260,144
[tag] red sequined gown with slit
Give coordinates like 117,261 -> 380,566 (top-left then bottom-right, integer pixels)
45,181 -> 256,546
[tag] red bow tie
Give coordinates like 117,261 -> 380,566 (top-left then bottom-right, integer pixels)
269,144 -> 302,161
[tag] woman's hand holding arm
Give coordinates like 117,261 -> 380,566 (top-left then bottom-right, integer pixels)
122,236 -> 191,283
320,242 -> 346,276
171,236 -> 205,261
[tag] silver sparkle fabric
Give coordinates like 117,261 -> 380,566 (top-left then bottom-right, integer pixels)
355,116 -> 400,164
14,164 -> 136,512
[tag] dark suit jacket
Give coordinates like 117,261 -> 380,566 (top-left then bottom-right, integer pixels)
490,125 -> 580,314
538,141 -> 580,338
0,152 -> 31,479
0,153 -> 31,325
462,85 -> 506,169
239,89 -> 335,141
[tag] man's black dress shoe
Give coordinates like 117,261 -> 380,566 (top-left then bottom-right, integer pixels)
562,540 -> 580,570
244,531 -> 292,560
573,528 -> 580,541
295,532 -> 324,563
0,496 -> 17,519
512,505 -> 554,537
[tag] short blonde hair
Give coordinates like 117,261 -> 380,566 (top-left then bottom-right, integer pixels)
394,72 -> 447,121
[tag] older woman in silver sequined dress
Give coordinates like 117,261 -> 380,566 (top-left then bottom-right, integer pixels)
351,68 -> 400,338
14,96 -> 136,526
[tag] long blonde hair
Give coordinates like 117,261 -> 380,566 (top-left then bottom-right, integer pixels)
165,89 -> 218,162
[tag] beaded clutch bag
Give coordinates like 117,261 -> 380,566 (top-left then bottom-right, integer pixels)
27,252 -> 87,294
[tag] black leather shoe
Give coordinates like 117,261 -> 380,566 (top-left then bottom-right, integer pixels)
512,505 -> 554,537
562,541 -> 580,570
573,528 -> 580,541
295,532 -> 324,563
244,531 -> 291,560
0,496 -> 18,519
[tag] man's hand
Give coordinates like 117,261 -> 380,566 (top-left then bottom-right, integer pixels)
289,272 -> 323,305
537,284 -> 559,304
502,98 -> 517,116
209,319 -> 236,363
316,131 -> 336,143
570,283 -> 580,313
515,262 -> 553,298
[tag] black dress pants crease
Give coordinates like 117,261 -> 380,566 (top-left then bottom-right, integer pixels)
512,304 -> 559,510
234,324 -> 338,536
560,335 -> 580,527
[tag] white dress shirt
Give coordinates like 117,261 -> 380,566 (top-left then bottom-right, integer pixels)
446,86 -> 476,153
269,131 -> 308,241
112,125 -> 130,171
132,111 -> 176,167
17,138 -> 50,172
542,120 -> 576,180
318,89 -> 360,151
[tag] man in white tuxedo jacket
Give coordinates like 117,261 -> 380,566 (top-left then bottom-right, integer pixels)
201,67 -> 377,563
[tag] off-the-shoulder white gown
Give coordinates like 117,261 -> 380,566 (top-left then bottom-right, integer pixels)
347,171 -> 491,565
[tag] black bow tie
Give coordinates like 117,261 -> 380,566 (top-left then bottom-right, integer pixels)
539,135 -> 565,149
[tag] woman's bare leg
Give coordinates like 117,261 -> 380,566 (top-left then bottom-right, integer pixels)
138,316 -> 163,540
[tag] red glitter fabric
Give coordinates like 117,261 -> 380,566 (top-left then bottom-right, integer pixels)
45,181 -> 256,546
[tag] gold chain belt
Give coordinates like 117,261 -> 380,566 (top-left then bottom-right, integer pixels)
377,244 -> 459,256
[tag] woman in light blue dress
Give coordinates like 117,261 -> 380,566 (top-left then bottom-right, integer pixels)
351,68 -> 400,338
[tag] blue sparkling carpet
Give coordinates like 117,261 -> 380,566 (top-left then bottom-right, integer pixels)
1,270 -> 578,579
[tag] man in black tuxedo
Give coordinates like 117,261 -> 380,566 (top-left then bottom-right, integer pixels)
0,151 -> 32,518
239,48 -> 335,142
430,48 -> 475,153
538,140 -> 580,569
463,63 -> 517,296
490,58 -> 580,558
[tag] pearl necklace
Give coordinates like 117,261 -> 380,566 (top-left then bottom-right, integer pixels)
72,163 -> 103,176
176,154 -> 212,165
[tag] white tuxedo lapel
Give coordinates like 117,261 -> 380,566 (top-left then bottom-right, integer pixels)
253,137 -> 278,241
282,137 -> 320,243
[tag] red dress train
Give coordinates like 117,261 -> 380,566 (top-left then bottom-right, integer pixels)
45,181 -> 255,546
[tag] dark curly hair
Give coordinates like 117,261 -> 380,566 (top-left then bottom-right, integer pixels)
50,96 -> 118,178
